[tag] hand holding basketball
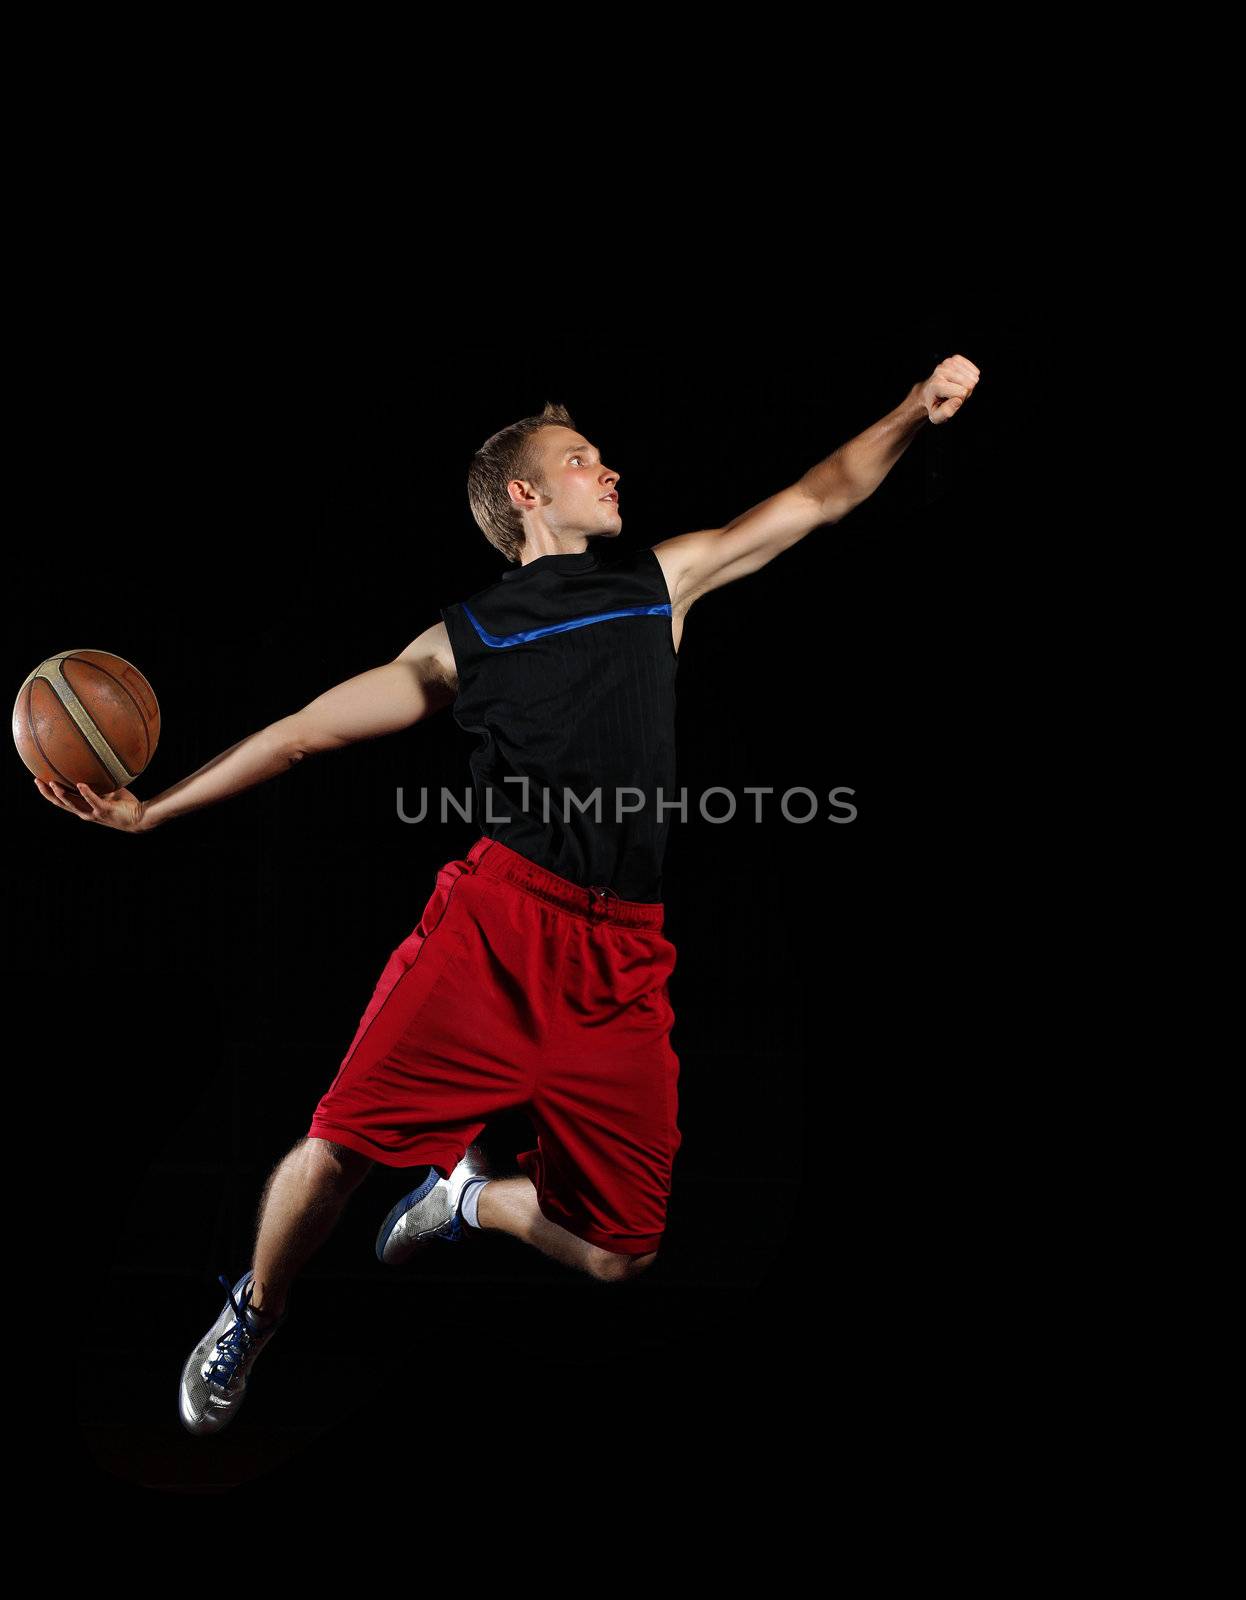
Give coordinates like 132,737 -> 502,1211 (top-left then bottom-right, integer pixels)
15,647 -> 160,834
33,777 -> 148,831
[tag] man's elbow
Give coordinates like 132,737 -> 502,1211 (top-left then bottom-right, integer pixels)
815,494 -> 870,529
797,475 -> 864,528
275,714 -> 342,762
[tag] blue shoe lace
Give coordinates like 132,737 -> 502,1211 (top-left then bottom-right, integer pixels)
204,1274 -> 265,1391
435,1212 -> 463,1244
434,1169 -> 488,1244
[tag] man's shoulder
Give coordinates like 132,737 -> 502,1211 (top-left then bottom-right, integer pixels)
445,544 -> 657,606
441,573 -> 505,616
607,542 -> 661,573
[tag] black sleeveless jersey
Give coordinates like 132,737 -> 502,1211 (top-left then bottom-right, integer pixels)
439,544 -> 678,902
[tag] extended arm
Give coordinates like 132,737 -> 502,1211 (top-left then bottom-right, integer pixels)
653,353 -> 981,614
34,621 -> 458,832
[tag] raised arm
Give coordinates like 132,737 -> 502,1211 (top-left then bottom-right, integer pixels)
652,354 -> 981,615
34,621 -> 458,833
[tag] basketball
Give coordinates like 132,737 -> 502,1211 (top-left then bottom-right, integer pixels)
13,648 -> 161,793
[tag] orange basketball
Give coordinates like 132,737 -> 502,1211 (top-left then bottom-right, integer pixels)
13,649 -> 161,793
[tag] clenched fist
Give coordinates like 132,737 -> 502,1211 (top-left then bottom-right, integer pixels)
919,354 -> 980,425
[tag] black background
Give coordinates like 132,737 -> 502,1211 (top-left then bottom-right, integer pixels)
6,299 -> 1025,1502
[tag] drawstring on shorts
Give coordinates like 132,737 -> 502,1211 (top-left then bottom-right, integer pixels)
587,883 -> 621,919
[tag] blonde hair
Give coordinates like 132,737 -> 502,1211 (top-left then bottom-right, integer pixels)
466,401 -> 577,564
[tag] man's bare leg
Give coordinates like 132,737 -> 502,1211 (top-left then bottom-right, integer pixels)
248,1136 -> 374,1319
476,1176 -> 657,1282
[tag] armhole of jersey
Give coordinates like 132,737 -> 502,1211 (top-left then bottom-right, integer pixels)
642,544 -> 677,613
641,546 -> 680,664
438,605 -> 462,693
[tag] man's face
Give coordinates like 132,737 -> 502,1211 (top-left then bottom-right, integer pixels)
518,426 -> 622,539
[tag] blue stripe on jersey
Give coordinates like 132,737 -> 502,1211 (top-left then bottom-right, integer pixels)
461,602 -> 672,649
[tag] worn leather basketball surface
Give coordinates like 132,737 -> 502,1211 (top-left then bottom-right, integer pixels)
12,648 -> 161,791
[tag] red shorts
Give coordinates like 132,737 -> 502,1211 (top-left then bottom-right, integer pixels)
307,836 -> 682,1256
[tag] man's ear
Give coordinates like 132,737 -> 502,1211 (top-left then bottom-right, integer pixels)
507,476 -> 540,511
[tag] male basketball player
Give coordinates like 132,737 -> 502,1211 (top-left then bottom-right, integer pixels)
35,354 -> 979,1435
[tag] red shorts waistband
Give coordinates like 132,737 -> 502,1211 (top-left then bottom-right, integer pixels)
464,837 -> 664,928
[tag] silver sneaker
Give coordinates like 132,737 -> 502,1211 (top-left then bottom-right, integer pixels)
179,1271 -> 285,1437
375,1145 -> 493,1264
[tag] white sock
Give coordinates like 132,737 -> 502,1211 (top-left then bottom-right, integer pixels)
460,1177 -> 489,1229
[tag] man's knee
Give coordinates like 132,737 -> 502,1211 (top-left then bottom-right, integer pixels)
304,1135 -> 373,1187
589,1247 -> 659,1283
